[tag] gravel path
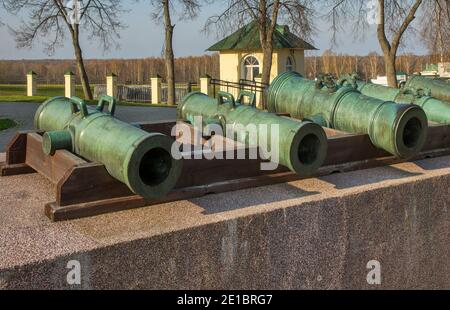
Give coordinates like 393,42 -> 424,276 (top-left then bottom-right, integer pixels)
0,102 -> 176,152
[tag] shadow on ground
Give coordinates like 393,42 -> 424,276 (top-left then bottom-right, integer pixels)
413,156 -> 450,171
319,165 -> 422,190
194,183 -> 320,215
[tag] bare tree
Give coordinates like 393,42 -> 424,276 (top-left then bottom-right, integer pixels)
420,0 -> 450,62
322,49 -> 333,73
0,0 -> 5,26
305,51 -> 319,79
325,0 -> 426,88
150,0 -> 200,105
368,52 -> 380,79
5,0 -> 125,99
206,0 -> 314,88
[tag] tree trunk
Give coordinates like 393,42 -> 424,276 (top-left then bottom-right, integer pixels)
385,54 -> 398,88
260,42 -> 273,110
261,43 -> 273,85
72,25 -> 93,100
163,0 -> 175,106
437,9 -> 444,63
259,26 -> 273,109
376,0 -> 422,88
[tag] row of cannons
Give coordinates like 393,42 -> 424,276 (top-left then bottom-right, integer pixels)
1,72 -> 450,220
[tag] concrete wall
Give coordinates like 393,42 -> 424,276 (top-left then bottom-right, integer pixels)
1,156 -> 449,289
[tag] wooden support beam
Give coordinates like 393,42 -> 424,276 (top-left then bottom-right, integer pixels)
57,163 -> 134,207
46,171 -> 299,222
138,120 -> 176,136
5,131 -> 36,164
1,120 -> 449,222
45,146 -> 450,222
1,163 -> 35,176
423,123 -> 450,151
25,133 -> 86,183
0,131 -> 38,176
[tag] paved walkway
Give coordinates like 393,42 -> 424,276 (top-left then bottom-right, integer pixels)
0,102 -> 176,152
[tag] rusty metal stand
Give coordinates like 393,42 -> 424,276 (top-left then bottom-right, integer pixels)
1,120 -> 449,222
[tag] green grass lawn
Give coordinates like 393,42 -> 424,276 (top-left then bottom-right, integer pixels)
0,84 -> 93,104
0,84 -> 88,97
0,84 -> 177,108
0,118 -> 17,131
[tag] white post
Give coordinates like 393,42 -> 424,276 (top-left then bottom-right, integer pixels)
254,76 -> 263,109
106,73 -> 117,98
200,74 -> 212,96
151,75 -> 162,104
64,71 -> 75,98
27,71 -> 37,97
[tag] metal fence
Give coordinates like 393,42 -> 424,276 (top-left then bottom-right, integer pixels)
93,83 -> 195,103
211,78 -> 269,108
161,83 -> 193,104
93,84 -> 107,99
211,78 -> 268,95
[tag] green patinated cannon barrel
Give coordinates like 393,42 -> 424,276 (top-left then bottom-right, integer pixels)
267,71 -> 428,158
34,96 -> 182,199
338,75 -> 450,124
178,91 -> 328,176
404,75 -> 450,102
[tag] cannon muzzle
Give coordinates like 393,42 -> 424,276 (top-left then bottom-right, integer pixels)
178,91 -> 328,176
35,96 -> 182,199
405,75 -> 450,103
268,71 -> 428,158
338,74 -> 450,124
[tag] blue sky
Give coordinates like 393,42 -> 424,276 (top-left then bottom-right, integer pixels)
0,1 -> 427,60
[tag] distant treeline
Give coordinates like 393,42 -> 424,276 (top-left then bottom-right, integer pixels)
0,54 -> 220,84
0,52 -> 448,84
304,51 -> 450,81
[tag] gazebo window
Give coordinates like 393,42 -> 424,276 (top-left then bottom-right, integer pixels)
242,55 -> 260,81
286,56 -> 294,71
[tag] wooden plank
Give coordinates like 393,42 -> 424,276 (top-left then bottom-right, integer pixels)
45,146 -> 450,222
141,119 -> 352,146
0,163 -> 35,176
47,190 -> 196,222
45,122 -> 450,208
25,127 -> 273,206
56,146 -> 279,206
2,120 -> 448,221
423,124 -> 450,151
57,163 -> 134,206
46,172 -> 301,222
323,123 -> 450,165
25,133 -> 87,183
321,148 -> 450,174
177,148 -> 286,188
5,131 -> 37,165
138,120 -> 176,136
324,133 -> 387,165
